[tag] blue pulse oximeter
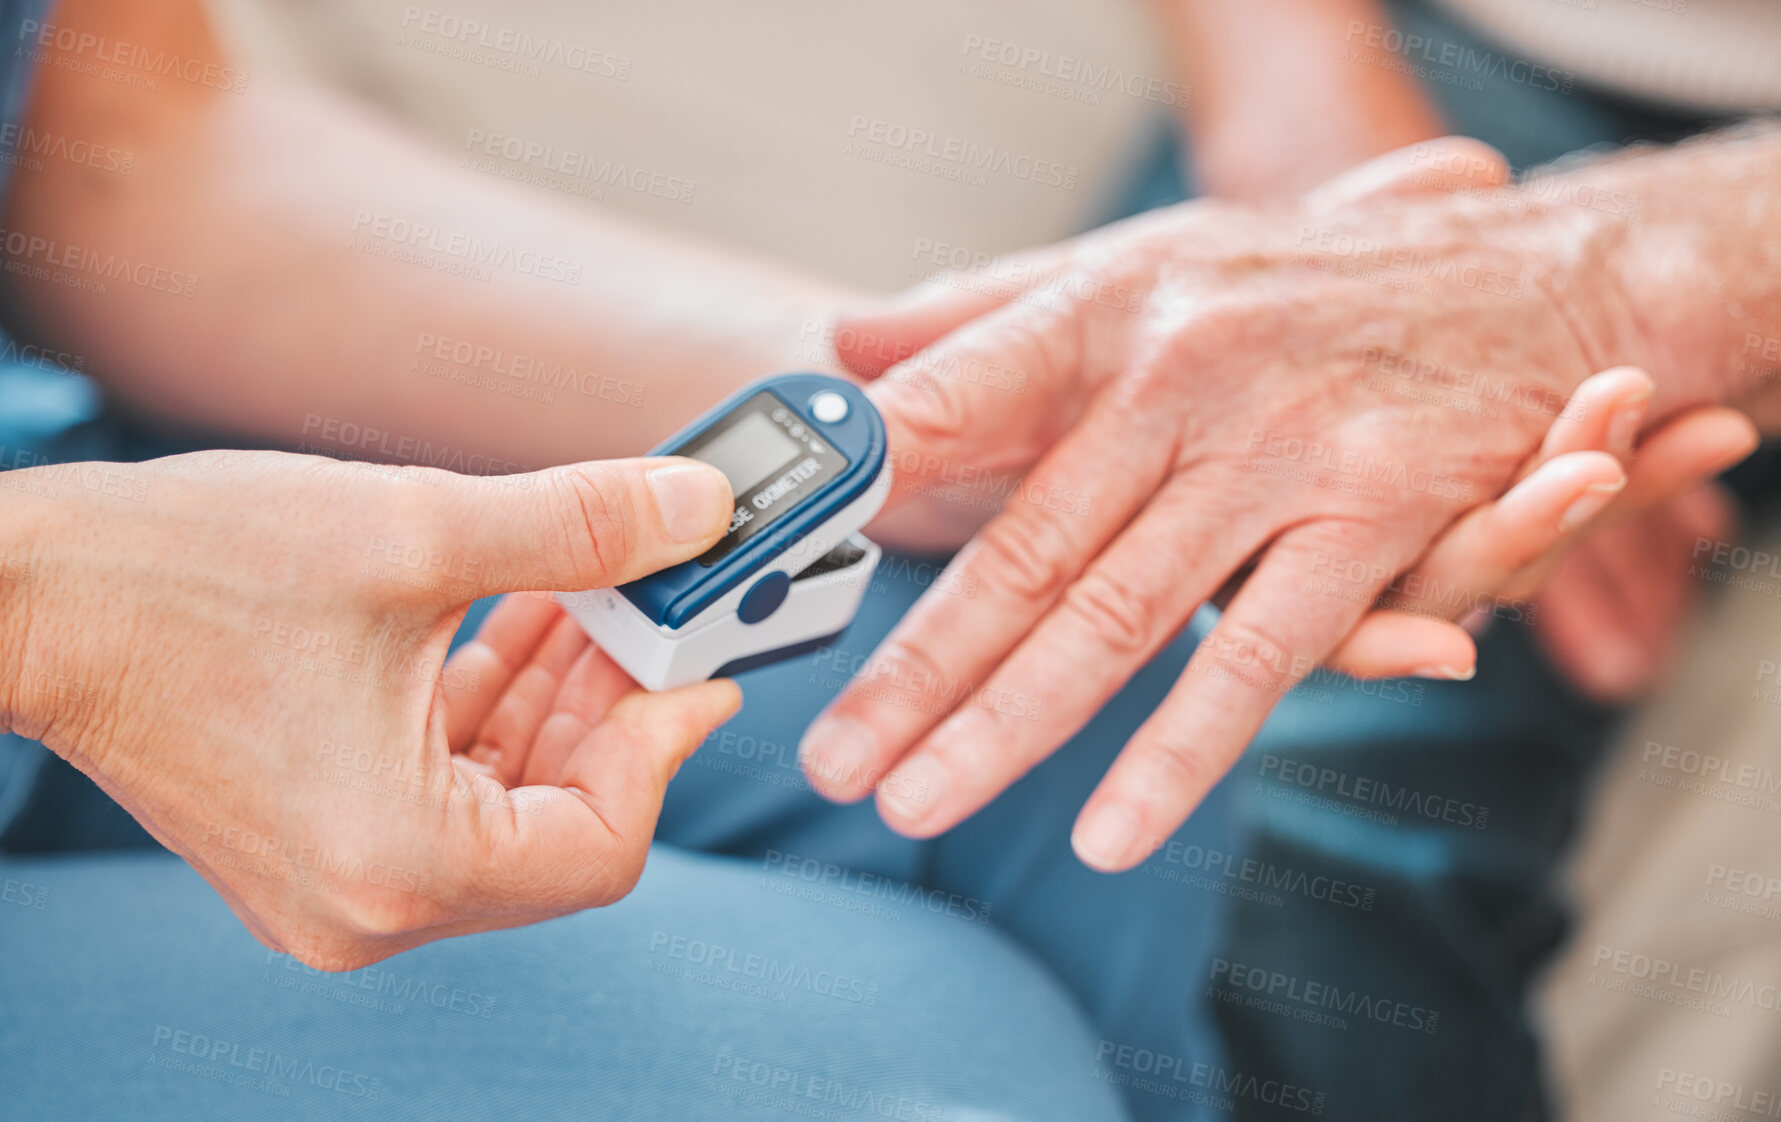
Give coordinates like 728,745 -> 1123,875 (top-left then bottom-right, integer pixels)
558,373 -> 892,690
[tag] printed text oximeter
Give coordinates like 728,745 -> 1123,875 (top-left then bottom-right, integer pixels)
558,373 -> 891,691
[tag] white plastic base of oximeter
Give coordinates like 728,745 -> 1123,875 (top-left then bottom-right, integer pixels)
559,535 -> 883,691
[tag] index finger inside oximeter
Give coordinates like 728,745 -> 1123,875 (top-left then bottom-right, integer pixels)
557,372 -> 892,691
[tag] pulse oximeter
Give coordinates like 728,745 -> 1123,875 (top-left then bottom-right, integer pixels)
558,372 -> 891,691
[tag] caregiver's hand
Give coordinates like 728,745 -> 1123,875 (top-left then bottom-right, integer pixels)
802,153 -> 1688,871
0,450 -> 739,969
1319,366 -> 1756,694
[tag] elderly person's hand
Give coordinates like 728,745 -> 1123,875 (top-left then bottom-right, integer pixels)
802,132 -> 1781,871
0,450 -> 739,969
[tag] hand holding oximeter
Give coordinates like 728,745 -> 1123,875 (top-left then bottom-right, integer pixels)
558,373 -> 891,690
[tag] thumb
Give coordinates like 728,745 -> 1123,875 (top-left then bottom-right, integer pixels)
444,457 -> 733,600
1307,136 -> 1509,212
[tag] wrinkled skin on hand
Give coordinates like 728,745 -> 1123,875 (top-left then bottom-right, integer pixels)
803,166 -> 1665,871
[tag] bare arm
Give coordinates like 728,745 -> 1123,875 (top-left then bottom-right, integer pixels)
1547,125 -> 1781,423
1153,0 -> 1447,198
1,0 -> 864,470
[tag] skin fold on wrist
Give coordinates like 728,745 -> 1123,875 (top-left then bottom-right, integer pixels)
0,475 -> 71,743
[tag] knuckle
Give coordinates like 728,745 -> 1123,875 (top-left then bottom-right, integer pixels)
327,875 -> 436,941
1150,300 -> 1258,370
1062,244 -> 1133,307
336,898 -> 414,942
1135,734 -> 1215,804
1025,302 -> 1083,378
882,365 -> 970,453
1110,359 -> 1173,411
1060,570 -> 1160,659
552,464 -> 637,580
976,510 -> 1077,606
859,635 -> 954,719
1204,614 -> 1303,692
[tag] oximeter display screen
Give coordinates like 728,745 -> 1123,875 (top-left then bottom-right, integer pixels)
678,391 -> 851,566
695,412 -> 802,497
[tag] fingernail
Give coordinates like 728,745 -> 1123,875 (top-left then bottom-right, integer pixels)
648,463 -> 732,543
1559,478 -> 1626,533
1607,394 -> 1651,459
799,715 -> 877,795
1411,664 -> 1476,681
1073,804 -> 1141,871
879,756 -> 946,828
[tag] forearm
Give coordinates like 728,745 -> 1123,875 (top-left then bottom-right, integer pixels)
1154,0 -> 1446,197
1540,124 -> 1781,423
1,0 -> 863,471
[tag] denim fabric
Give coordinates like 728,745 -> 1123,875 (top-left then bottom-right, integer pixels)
0,847 -> 1132,1121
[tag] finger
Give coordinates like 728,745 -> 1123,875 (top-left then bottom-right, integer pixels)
448,680 -> 742,915
1527,366 -> 1655,470
1610,408 -> 1758,513
1323,612 -> 1477,680
832,247 -> 1072,378
865,299 -> 1098,509
1598,512 -> 1687,663
464,614 -> 593,784
1306,137 -> 1509,211
1532,535 -> 1651,700
1405,363 -> 1645,625
1574,497 -> 1721,700
1671,478 -> 1739,549
802,295 -> 1135,801
801,398 -> 1181,804
1377,451 -> 1626,619
556,679 -> 741,840
1072,521 -> 1403,872
519,643 -> 637,787
1497,408 -> 1754,602
1368,366 -> 1644,624
443,593 -> 563,750
867,482 -> 1265,837
1640,482 -> 1736,647
437,457 -> 733,602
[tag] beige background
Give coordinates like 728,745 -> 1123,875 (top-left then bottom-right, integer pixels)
208,0 -> 1170,290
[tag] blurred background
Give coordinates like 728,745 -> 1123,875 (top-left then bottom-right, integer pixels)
209,0 -> 1167,289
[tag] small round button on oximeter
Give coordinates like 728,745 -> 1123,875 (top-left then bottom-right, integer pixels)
809,391 -> 849,423
557,373 -> 891,691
